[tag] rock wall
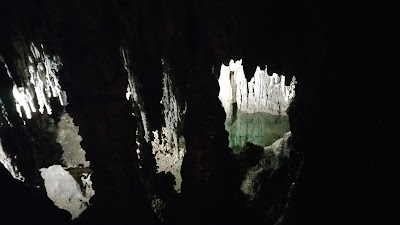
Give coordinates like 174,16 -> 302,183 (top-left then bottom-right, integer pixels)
241,132 -> 293,200
239,132 -> 301,225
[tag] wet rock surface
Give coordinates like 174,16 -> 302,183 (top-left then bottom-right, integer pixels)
226,112 -> 290,151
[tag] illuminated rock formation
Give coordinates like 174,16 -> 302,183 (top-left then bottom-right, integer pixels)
219,60 -> 295,150
0,138 -> 24,181
40,165 -> 94,219
219,59 -> 296,117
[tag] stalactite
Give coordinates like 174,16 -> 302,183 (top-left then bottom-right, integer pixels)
1,54 -> 42,187
150,59 -> 186,192
3,39 -> 94,220
0,138 -> 25,181
6,43 -> 68,120
218,59 -> 295,150
0,98 -> 12,127
12,85 -> 33,119
218,59 -> 295,117
121,47 -> 151,143
122,46 -> 187,193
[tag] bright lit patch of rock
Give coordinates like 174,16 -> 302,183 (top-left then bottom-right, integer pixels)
218,59 -> 296,150
218,59 -> 296,117
8,43 -> 68,119
149,59 -> 186,193
3,42 -> 94,219
56,113 -> 90,168
40,112 -> 94,219
40,165 -> 94,220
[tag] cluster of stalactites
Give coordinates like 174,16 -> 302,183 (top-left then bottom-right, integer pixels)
9,43 -> 67,120
121,47 -> 151,142
122,50 -> 187,192
0,98 -> 12,127
218,59 -> 296,117
149,59 -> 186,192
160,59 -> 186,155
0,138 -> 25,181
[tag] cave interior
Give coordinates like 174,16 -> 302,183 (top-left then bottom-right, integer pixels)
0,0 -> 398,225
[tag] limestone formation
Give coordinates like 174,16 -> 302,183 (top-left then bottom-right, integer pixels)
219,60 -> 294,150
219,59 -> 296,117
150,59 -> 186,193
10,43 -> 67,119
0,138 -> 25,181
240,132 -> 294,224
56,113 -> 90,169
40,165 -> 94,220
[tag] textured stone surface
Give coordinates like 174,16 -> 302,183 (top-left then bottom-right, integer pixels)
152,128 -> 185,192
0,138 -> 24,181
9,43 -> 67,119
219,59 -> 294,151
240,132 -> 294,224
241,132 -> 292,199
218,60 -> 296,117
226,112 -> 290,151
40,165 -> 94,219
56,113 -> 89,168
150,59 -> 186,193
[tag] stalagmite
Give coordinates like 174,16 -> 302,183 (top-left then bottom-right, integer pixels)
218,60 -> 295,150
219,59 -> 295,117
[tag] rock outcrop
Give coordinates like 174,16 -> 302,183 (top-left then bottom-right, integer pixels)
239,132 -> 296,225
40,165 -> 94,219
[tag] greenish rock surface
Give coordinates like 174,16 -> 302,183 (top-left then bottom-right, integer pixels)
225,111 -> 290,151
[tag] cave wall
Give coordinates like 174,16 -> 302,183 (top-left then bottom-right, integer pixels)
1,0 -> 399,225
